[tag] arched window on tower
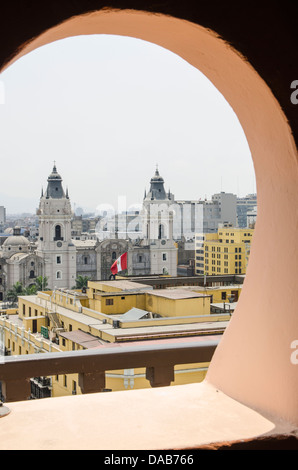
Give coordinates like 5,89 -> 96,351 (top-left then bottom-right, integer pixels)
158,224 -> 165,240
54,224 -> 63,241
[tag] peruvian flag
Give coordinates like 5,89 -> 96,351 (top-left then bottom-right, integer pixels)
111,252 -> 128,275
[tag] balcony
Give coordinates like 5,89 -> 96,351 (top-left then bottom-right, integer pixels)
0,339 -> 297,450
0,339 -> 218,401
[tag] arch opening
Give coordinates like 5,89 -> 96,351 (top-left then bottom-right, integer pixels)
1,9 -> 297,426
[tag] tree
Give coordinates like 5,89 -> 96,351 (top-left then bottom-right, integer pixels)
34,276 -> 49,291
73,275 -> 89,290
6,281 -> 25,303
24,284 -> 38,295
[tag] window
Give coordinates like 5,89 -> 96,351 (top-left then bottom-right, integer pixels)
162,253 -> 167,261
54,224 -> 62,241
158,224 -> 164,239
221,292 -> 227,300
56,256 -> 61,264
106,298 -> 114,306
64,375 -> 67,387
56,271 -> 62,279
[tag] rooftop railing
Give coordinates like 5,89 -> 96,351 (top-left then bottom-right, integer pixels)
0,338 -> 219,402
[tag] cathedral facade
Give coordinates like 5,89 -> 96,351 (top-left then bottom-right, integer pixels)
0,165 -> 178,299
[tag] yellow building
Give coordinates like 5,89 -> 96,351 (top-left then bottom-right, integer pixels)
195,227 -> 254,276
0,278 -> 231,398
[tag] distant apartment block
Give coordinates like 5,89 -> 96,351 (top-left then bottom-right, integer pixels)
0,206 -> 6,227
195,226 -> 254,276
237,193 -> 257,228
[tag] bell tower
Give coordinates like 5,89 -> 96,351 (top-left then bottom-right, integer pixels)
142,165 -> 174,241
142,166 -> 177,276
36,164 -> 76,289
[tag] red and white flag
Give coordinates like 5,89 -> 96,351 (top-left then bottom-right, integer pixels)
111,252 -> 128,275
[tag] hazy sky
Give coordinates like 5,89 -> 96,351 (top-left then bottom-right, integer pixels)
0,34 -> 255,215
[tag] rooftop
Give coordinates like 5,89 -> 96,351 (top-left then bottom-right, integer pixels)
147,288 -> 208,300
90,280 -> 153,292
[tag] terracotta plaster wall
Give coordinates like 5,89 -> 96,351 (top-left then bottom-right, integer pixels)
1,9 -> 297,425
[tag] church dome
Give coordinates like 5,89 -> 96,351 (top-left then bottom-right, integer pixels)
44,163 -> 66,199
145,166 -> 167,201
2,226 -> 30,256
150,168 -> 164,182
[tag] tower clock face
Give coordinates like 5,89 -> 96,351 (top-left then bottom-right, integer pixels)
57,241 -> 62,247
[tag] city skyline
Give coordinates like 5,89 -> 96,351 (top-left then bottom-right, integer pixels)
0,34 -> 256,214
